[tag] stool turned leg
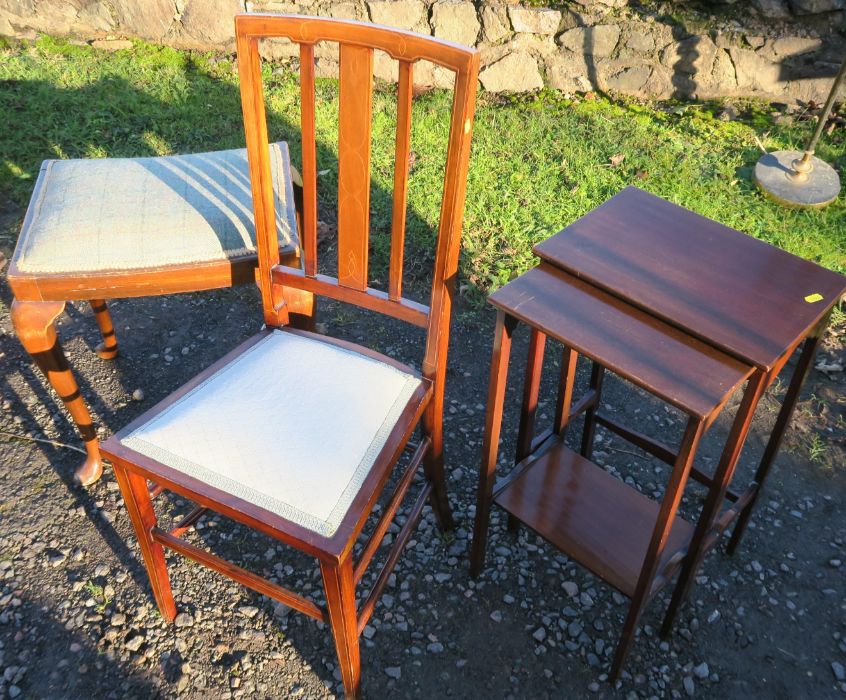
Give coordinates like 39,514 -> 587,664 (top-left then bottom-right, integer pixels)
11,299 -> 103,485
89,299 -> 119,360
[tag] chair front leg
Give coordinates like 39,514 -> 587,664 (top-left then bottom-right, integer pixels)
89,299 -> 119,359
112,461 -> 177,622
11,299 -> 103,485
321,556 -> 361,699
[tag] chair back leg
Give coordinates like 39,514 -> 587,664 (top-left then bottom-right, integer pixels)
113,463 -> 177,622
421,404 -> 454,532
321,557 -> 361,699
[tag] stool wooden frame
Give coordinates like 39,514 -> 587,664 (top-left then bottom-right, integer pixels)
469,263 -> 755,679
102,15 -> 479,699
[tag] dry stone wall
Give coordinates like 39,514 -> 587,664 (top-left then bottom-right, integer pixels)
2,0 -> 844,103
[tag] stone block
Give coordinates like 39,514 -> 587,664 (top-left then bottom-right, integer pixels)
326,1 -> 367,20
368,0 -> 428,33
752,0 -> 792,17
180,0 -> 242,47
601,61 -> 652,93
544,50 -> 593,93
728,46 -> 784,95
481,5 -> 510,44
77,2 -> 116,33
431,1 -> 480,46
661,35 -> 717,76
623,28 -> 654,54
113,0 -> 174,40
770,36 -> 823,56
558,25 -> 620,58
259,37 -> 299,61
479,51 -> 543,92
507,6 -> 561,35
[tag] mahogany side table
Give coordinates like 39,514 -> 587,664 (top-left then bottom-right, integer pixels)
469,262 -> 755,679
534,186 -> 846,631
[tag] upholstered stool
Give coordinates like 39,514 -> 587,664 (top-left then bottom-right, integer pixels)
8,142 -> 308,485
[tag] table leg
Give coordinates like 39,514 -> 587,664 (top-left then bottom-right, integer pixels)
611,416 -> 705,680
727,325 -> 826,555
11,299 -> 103,485
470,311 -> 516,578
660,370 -> 769,637
509,328 -> 546,533
580,361 -> 605,459
554,346 -> 579,437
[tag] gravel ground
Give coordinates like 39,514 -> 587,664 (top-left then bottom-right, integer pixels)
0,263 -> 844,699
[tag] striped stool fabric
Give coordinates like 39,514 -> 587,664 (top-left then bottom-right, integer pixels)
14,143 -> 297,274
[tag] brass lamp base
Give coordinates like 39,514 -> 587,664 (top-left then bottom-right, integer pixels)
754,150 -> 841,209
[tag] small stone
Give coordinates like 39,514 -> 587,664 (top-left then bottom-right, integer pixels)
8,686 -> 21,699
562,581 -> 579,597
362,625 -> 376,640
829,559 -> 842,568
683,676 -> 695,696
426,642 -> 444,653
238,606 -> 259,619
707,610 -> 721,624
693,662 -> 709,679
385,666 -> 401,679
174,612 -> 194,628
490,610 -> 503,623
91,39 -> 133,51
533,627 -> 547,643
125,634 -> 145,652
110,612 -> 127,626
132,389 -> 145,401
832,661 -> 846,681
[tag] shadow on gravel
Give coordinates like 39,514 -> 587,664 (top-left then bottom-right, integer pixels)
3,591 -> 157,698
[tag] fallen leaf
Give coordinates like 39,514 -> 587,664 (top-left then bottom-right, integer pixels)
608,153 -> 626,168
636,170 -> 649,180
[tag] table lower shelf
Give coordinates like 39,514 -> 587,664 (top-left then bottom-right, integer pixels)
494,440 -> 693,599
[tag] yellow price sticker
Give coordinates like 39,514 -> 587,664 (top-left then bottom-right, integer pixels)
804,293 -> 824,303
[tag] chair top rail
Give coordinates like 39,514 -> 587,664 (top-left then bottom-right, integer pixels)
235,13 -> 477,73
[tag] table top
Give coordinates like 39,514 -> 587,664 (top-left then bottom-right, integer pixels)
488,263 -> 752,420
533,186 -> 846,371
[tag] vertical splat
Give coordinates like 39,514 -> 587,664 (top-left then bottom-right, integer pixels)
337,43 -> 374,291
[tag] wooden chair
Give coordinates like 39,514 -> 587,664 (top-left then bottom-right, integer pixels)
101,14 -> 479,698
8,139 -> 311,485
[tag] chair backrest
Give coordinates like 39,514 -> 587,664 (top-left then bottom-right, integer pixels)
235,13 -> 479,382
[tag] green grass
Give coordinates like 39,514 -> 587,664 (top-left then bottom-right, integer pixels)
1,35 -> 844,297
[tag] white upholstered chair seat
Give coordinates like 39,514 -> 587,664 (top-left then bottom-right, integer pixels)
14,143 -> 297,274
121,330 -> 423,537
